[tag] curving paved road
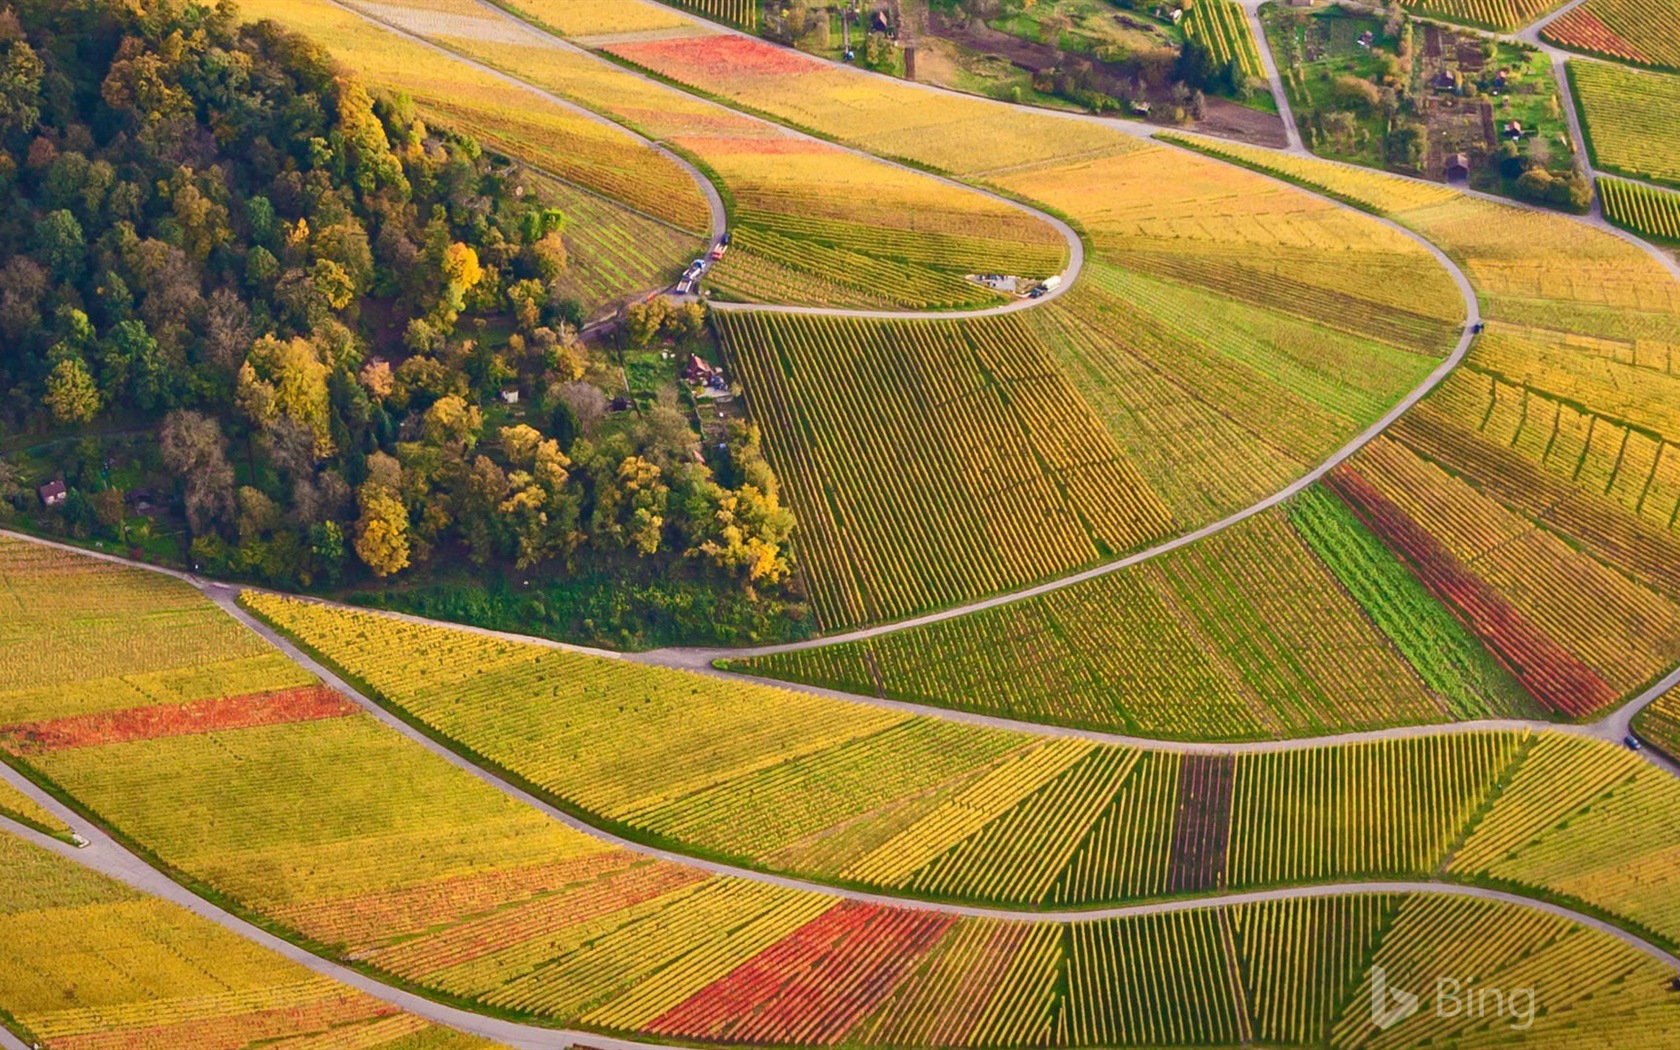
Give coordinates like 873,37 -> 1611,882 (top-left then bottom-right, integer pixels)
3,766 -> 1676,982
1239,0 -> 1303,151
339,0 -> 1086,319
328,0 -> 723,246
5,525 -> 1678,776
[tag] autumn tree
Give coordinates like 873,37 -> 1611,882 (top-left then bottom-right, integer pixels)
44,358 -> 100,423
159,410 -> 235,535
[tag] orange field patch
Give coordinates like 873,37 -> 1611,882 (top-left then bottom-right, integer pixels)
273,849 -> 645,949
1,686 -> 357,753
611,34 -> 822,79
1543,9 -> 1652,65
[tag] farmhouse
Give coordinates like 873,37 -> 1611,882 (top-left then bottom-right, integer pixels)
684,353 -> 723,385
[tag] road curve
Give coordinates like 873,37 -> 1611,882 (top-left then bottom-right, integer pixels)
324,0 -> 723,247
6,525 -> 1678,775
1239,0 -> 1303,151
338,0 -> 1086,320
641,214 -> 1478,662
4,765 -> 1676,1002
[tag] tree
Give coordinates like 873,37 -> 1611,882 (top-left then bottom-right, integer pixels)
440,242 -> 482,304
527,229 -> 567,281
507,278 -> 545,332
36,208 -> 84,278
0,23 -> 42,137
1330,75 -> 1382,112
422,394 -> 482,450
244,335 -> 334,457
159,410 -> 236,535
103,319 -> 178,412
44,358 -> 101,424
1385,123 -> 1426,168
353,484 -> 410,577
309,520 -> 347,583
625,297 -> 671,348
1175,36 -> 1219,91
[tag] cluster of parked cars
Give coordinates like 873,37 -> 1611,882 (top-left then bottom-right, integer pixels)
676,233 -> 731,296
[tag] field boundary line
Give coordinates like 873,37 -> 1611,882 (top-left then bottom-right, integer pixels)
3,765 -> 1676,956
324,0 -> 726,243
338,0 -> 1089,321
6,526 -> 1679,768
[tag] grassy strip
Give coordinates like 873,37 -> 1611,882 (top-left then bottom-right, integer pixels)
1287,487 -> 1534,720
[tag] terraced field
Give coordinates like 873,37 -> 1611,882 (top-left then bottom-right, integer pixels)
0,780 -> 68,840
241,593 -> 1680,930
7,532 -> 1680,1046
553,23 -> 1465,625
1601,176 -> 1680,241
1545,0 -> 1680,70
1394,0 -> 1566,30
8,1 -> 1680,1043
766,134 -> 1679,732
305,0 -> 1067,311
1636,691 -> 1680,757
0,829 -> 499,1050
715,311 -> 1173,626
1571,62 -> 1680,188
742,501 -> 1533,738
1184,0 -> 1267,81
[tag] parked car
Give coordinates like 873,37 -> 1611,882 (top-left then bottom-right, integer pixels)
1627,735 -> 1643,751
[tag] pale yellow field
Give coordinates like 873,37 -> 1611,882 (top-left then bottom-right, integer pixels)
505,0 -> 695,36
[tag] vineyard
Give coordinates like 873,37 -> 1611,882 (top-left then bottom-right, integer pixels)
664,0 -> 759,30
1030,259 -> 1444,524
6,543 -> 1680,1044
502,0 -> 694,38
1571,61 -> 1680,186
1601,175 -> 1680,241
1394,0 -> 1566,31
0,830 -> 499,1050
1635,692 -> 1680,757
1183,0 -> 1266,81
1287,488 -> 1533,719
245,593 -> 1680,919
241,0 -> 710,235
0,780 -> 68,839
714,310 -> 1172,627
738,504 -> 1471,739
8,0 -> 1680,1038
315,0 -> 1066,311
529,170 -> 707,306
1448,733 -> 1680,944
602,29 -> 1133,177
1544,0 -> 1680,70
